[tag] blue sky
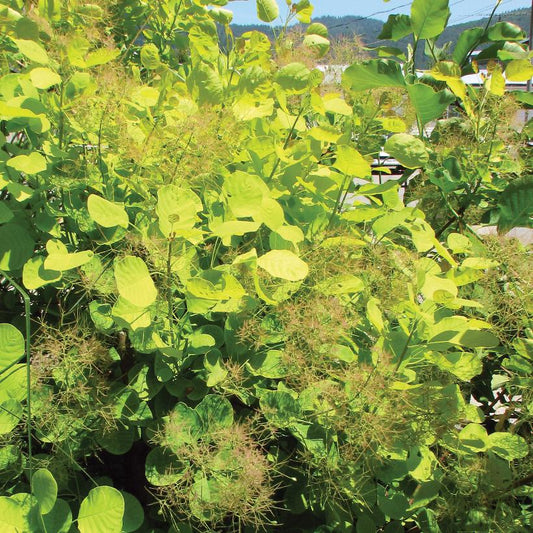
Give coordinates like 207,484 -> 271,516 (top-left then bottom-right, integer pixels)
228,0 -> 531,26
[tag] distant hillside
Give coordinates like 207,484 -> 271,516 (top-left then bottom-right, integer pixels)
229,7 -> 531,50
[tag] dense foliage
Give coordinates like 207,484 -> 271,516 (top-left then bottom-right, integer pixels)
0,0 -> 532,532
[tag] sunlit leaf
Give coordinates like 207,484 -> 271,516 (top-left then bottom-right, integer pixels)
87,195 -> 129,228
257,250 -> 309,281
114,256 -> 157,308
78,486 -> 124,533
411,0 -> 450,39
256,0 -> 279,23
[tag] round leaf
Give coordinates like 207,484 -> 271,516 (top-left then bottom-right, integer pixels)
384,133 -> 429,169
257,250 -> 309,281
22,256 -> 61,290
0,399 -> 22,435
78,486 -> 124,533
145,447 -> 186,486
488,432 -> 529,460
30,68 -> 61,89
275,63 -> 311,93
0,324 -> 24,370
0,224 -> 34,271
6,153 -> 47,174
13,38 -> 49,64
87,195 -> 129,229
41,499 -> 72,533
156,185 -> 203,238
114,256 -> 157,308
96,423 -> 135,455
260,390 -> 300,427
256,0 -> 279,23
140,43 -> 160,69
410,0 -> 450,39
0,496 -> 26,532
120,492 -> 144,533
307,22 -> 328,38
195,394 -> 233,431
165,403 -> 204,451
303,34 -> 330,58
32,468 -> 57,514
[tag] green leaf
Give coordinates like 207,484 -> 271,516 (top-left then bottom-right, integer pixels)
120,492 -> 144,533
247,350 -> 287,378
87,195 -> 129,229
303,34 -> 330,58
275,62 -> 311,93
0,324 -> 24,370
114,256 -> 157,308
459,330 -> 499,349
488,432 -> 529,460
164,404 -> 204,450
514,91 -> 533,107
97,423 -> 135,455
334,145 -> 371,177
367,298 -> 385,333
204,350 -> 228,387
315,274 -> 364,296
112,297 -> 152,331
31,468 -> 57,514
0,204 -> 14,224
0,365 -> 26,403
487,22 -> 526,41
428,352 -> 482,381
257,250 -> 309,281
0,399 -> 22,435
0,496 -> 25,532
256,0 -> 279,23
140,43 -> 160,69
223,171 -> 268,218
453,27 -> 484,65
505,59 -> 533,82
78,486 -> 124,533
188,64 -> 223,105
6,152 -> 47,174
377,485 -> 410,520
260,390 -> 300,427
342,59 -> 405,92
209,7 -> 233,25
307,22 -> 328,38
145,447 -> 186,486
156,185 -> 203,238
496,176 -> 533,232
210,221 -> 261,246
410,0 -> 450,40
295,0 -> 313,23
196,394 -> 234,431
41,499 -> 72,533
384,133 -> 429,169
459,423 -> 489,452
84,48 -> 120,68
15,18 -> 39,40
417,508 -> 442,533
44,240 -> 93,271
379,14 -> 412,40
407,83 -> 455,126
13,38 -> 49,64
29,67 -> 61,89
253,197 -> 285,230
356,514 -> 376,533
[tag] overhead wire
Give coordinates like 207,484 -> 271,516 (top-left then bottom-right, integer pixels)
318,0 -> 496,34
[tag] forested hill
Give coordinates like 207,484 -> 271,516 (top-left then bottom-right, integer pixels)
229,7 -> 531,45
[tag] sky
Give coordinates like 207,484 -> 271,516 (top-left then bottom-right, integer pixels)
227,0 -> 532,26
